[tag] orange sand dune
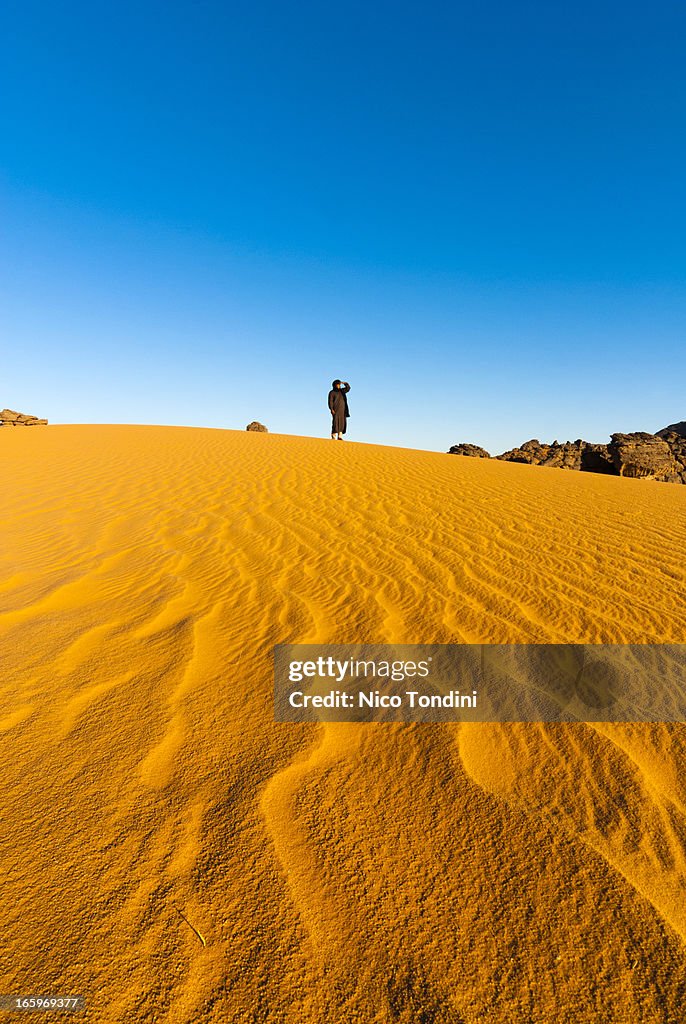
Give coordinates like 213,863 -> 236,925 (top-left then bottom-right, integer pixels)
1,424 -> 685,1023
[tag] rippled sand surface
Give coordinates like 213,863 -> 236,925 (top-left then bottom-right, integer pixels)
1,424 -> 685,1023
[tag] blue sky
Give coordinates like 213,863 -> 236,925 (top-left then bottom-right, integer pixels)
1,0 -> 684,453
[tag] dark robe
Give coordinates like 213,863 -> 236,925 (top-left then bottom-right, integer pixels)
328,383 -> 351,434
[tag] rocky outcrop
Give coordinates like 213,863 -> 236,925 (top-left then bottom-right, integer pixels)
496,439 -> 581,470
494,439 -> 616,474
665,432 -> 686,481
608,432 -> 684,482
447,443 -> 491,458
449,423 -> 686,484
657,421 -> 686,440
246,421 -> 268,432
1,409 -> 48,426
578,444 -> 618,474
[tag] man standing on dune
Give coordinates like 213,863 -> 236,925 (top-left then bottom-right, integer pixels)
328,379 -> 351,440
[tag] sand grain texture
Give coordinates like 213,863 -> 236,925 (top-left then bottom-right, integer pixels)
1,425 -> 686,1023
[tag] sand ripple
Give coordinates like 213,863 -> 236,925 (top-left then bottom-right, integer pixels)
1,425 -> 685,1022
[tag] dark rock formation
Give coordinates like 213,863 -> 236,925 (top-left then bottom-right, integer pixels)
246,421 -> 268,432
657,421 -> 686,440
448,421 -> 686,484
496,439 -> 582,470
447,443 -> 491,458
608,432 -> 683,482
494,439 -> 615,474
579,444 -> 617,474
664,432 -> 686,482
1,408 -> 48,426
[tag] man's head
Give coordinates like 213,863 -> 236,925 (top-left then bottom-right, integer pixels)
332,379 -> 342,389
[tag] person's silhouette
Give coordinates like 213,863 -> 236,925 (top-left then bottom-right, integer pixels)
328,379 -> 351,440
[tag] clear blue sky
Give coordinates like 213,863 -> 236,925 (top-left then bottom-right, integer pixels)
1,1 -> 684,453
